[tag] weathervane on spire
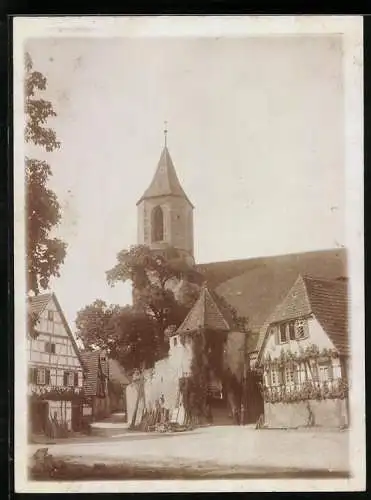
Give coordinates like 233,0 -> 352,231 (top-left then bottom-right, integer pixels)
164,120 -> 168,147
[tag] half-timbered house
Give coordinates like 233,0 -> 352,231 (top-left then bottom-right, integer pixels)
257,275 -> 349,428
27,293 -> 85,436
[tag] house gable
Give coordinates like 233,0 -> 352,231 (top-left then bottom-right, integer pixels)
28,293 -> 84,370
257,275 -> 349,363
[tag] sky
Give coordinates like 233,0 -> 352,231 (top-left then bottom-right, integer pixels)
25,35 -> 345,330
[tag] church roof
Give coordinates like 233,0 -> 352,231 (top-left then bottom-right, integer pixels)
137,146 -> 194,207
196,248 -> 347,351
176,284 -> 231,334
259,275 -> 349,356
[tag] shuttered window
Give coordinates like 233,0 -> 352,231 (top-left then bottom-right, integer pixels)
28,367 -> 37,384
279,324 -> 287,343
45,369 -> 51,385
63,371 -> 68,386
295,319 -> 309,339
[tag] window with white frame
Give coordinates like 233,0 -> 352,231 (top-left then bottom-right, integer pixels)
285,365 -> 296,385
319,361 -> 333,382
271,369 -> 279,386
36,368 -> 46,385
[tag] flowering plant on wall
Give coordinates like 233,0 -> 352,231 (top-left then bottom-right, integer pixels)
30,386 -> 87,402
262,378 -> 348,404
260,344 -> 339,369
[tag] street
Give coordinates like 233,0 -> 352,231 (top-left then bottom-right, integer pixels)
29,426 -> 350,479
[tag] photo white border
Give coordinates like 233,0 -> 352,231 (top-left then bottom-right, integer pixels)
13,15 -> 364,493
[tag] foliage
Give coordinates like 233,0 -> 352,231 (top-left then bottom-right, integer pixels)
262,378 -> 348,404
76,300 -> 165,374
25,52 -> 67,294
28,311 -> 39,339
260,343 -> 348,404
260,344 -> 339,370
30,386 -> 86,402
179,328 -> 230,423
106,244 -> 200,360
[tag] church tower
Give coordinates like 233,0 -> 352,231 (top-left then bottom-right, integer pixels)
137,128 -> 195,266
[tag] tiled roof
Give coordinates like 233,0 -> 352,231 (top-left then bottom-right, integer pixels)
267,275 -> 312,324
176,285 -> 231,334
80,351 -> 109,396
303,276 -> 349,356
137,146 -> 194,207
197,248 -> 347,351
258,275 -> 349,356
28,293 -> 53,316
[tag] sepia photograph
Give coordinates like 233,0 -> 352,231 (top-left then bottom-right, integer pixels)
13,16 -> 364,493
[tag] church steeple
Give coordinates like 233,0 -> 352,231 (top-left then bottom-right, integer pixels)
136,144 -> 193,208
137,129 -> 195,265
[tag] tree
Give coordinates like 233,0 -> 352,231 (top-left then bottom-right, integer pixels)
106,244 -> 199,358
25,52 -> 67,294
76,298 -> 172,429
75,300 -> 160,373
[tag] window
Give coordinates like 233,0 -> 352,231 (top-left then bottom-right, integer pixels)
74,372 -> 79,387
271,369 -> 279,386
296,319 -> 307,339
47,310 -> 54,322
279,323 -> 287,343
289,322 -> 296,341
319,361 -> 333,382
45,342 -> 56,354
36,368 -> 50,385
151,206 -> 164,242
173,336 -> 178,347
63,371 -> 75,387
285,365 -> 295,385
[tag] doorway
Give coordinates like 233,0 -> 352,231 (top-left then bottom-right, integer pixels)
29,400 -> 48,434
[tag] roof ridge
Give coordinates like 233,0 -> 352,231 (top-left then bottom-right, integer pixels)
197,248 -> 346,268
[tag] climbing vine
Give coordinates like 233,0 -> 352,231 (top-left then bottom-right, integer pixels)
260,344 -> 339,370
262,378 -> 348,404
259,343 -> 348,404
30,386 -> 87,403
179,329 -> 229,424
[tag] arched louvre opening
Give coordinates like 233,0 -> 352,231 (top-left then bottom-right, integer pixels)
152,205 -> 164,242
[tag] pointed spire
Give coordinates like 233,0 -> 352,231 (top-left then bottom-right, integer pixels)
176,285 -> 231,334
164,120 -> 168,147
137,129 -> 194,207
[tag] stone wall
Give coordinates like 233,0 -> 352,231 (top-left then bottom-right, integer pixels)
264,398 -> 348,429
126,340 -> 193,424
126,330 -> 250,425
